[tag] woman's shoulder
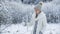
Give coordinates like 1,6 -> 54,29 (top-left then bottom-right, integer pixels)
39,11 -> 45,16
38,11 -> 46,19
41,11 -> 46,16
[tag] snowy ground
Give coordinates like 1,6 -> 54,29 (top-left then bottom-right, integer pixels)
1,23 -> 60,34
43,23 -> 60,34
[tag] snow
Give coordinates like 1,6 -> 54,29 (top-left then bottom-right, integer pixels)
43,23 -> 60,34
1,23 -> 60,34
0,0 -> 60,34
1,24 -> 33,34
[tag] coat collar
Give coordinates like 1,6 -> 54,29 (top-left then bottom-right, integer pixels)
34,11 -> 44,21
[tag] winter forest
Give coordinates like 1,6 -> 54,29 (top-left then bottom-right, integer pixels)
0,0 -> 60,34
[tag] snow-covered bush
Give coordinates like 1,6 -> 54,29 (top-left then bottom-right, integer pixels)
42,0 -> 60,23
0,1 -> 34,24
0,3 -> 12,25
0,0 -> 60,25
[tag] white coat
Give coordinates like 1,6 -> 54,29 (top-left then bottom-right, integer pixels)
27,11 -> 47,34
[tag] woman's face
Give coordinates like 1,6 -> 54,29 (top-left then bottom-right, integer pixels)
34,8 -> 41,14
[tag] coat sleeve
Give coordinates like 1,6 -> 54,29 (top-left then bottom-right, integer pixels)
41,14 -> 47,32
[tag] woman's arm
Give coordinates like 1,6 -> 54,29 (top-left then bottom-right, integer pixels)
42,15 -> 47,32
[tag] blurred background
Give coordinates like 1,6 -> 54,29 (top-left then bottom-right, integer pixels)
0,0 -> 60,34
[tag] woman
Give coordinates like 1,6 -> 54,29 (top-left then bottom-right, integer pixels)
27,2 -> 47,34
